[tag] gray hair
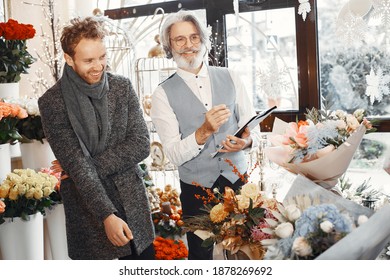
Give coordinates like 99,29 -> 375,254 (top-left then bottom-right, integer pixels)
160,10 -> 209,59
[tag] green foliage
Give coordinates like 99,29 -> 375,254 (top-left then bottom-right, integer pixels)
356,138 -> 385,160
139,162 -> 154,188
0,195 -> 55,225
16,115 -> 45,143
0,116 -> 23,144
0,39 -> 36,83
152,211 -> 183,238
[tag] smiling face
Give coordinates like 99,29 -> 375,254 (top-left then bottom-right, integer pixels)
170,21 -> 205,74
64,38 -> 107,85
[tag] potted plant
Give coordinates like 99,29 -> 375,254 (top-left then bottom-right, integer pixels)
0,100 -> 28,181
0,19 -> 36,84
6,96 -> 56,170
0,168 -> 58,259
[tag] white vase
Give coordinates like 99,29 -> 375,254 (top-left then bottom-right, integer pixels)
0,212 -> 44,260
0,82 -> 19,100
20,139 -> 56,170
45,204 -> 70,260
0,82 -> 21,158
0,143 -> 11,182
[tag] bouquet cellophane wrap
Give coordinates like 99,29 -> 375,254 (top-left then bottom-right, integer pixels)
265,118 -> 367,189
284,175 -> 390,260
316,203 -> 390,260
283,175 -> 373,220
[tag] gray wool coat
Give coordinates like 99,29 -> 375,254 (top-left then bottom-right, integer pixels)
38,73 -> 155,260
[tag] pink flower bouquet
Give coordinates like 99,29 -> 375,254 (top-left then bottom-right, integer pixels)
264,108 -> 374,189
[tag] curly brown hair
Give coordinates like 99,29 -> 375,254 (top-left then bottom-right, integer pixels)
61,16 -> 106,57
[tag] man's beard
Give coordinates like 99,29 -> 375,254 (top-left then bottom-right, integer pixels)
172,44 -> 206,70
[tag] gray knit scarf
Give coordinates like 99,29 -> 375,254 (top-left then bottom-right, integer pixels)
61,63 -> 109,158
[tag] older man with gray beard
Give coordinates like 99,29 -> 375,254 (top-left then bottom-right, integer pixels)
150,10 -> 261,259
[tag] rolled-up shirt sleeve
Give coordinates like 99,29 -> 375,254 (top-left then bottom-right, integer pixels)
150,85 -> 204,167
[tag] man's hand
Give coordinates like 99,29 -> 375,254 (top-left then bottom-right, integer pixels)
50,160 -> 69,180
219,127 -> 252,153
196,104 -> 231,145
103,214 -> 133,247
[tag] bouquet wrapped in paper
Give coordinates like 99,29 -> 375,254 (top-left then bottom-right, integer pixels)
264,108 -> 374,189
262,175 -> 389,260
184,181 -> 282,260
316,203 -> 390,260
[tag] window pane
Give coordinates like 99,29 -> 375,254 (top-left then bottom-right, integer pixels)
226,8 -> 298,111
318,0 -> 390,118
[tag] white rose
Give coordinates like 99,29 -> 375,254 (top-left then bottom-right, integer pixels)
346,114 -> 360,131
8,187 -> 19,200
8,173 -> 22,184
236,194 -> 250,211
24,177 -> 35,186
43,187 -> 53,197
353,109 -> 365,122
274,222 -> 294,238
335,110 -> 346,120
35,182 -> 44,190
320,220 -> 334,233
25,99 -> 40,116
240,183 -> 259,201
335,119 -> 346,130
0,184 -> 11,198
49,176 -> 58,186
33,189 -> 43,200
292,236 -> 312,257
357,215 -> 368,226
17,184 -> 27,196
25,169 -> 35,177
25,188 -> 35,199
285,204 -> 301,221
43,180 -> 53,188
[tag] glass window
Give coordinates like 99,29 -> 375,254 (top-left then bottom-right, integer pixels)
225,7 -> 298,111
318,0 -> 390,118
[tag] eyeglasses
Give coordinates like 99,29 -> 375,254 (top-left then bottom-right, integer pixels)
170,34 -> 201,47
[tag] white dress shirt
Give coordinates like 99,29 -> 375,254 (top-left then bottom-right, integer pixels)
150,63 -> 260,167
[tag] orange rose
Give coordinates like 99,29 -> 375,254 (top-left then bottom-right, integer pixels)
282,122 -> 308,148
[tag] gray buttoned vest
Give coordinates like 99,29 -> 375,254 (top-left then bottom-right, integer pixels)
161,66 -> 247,187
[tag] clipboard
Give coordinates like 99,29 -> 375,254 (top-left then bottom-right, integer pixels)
211,105 -> 277,158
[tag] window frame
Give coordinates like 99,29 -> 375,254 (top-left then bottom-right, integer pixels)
105,0 -> 389,132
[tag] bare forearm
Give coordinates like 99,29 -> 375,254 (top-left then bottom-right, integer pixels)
195,124 -> 213,145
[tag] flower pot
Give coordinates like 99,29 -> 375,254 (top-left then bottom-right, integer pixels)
20,139 -> 56,170
45,204 -> 70,260
0,143 -> 11,182
0,82 -> 19,100
0,212 -> 44,260
0,83 -> 21,158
